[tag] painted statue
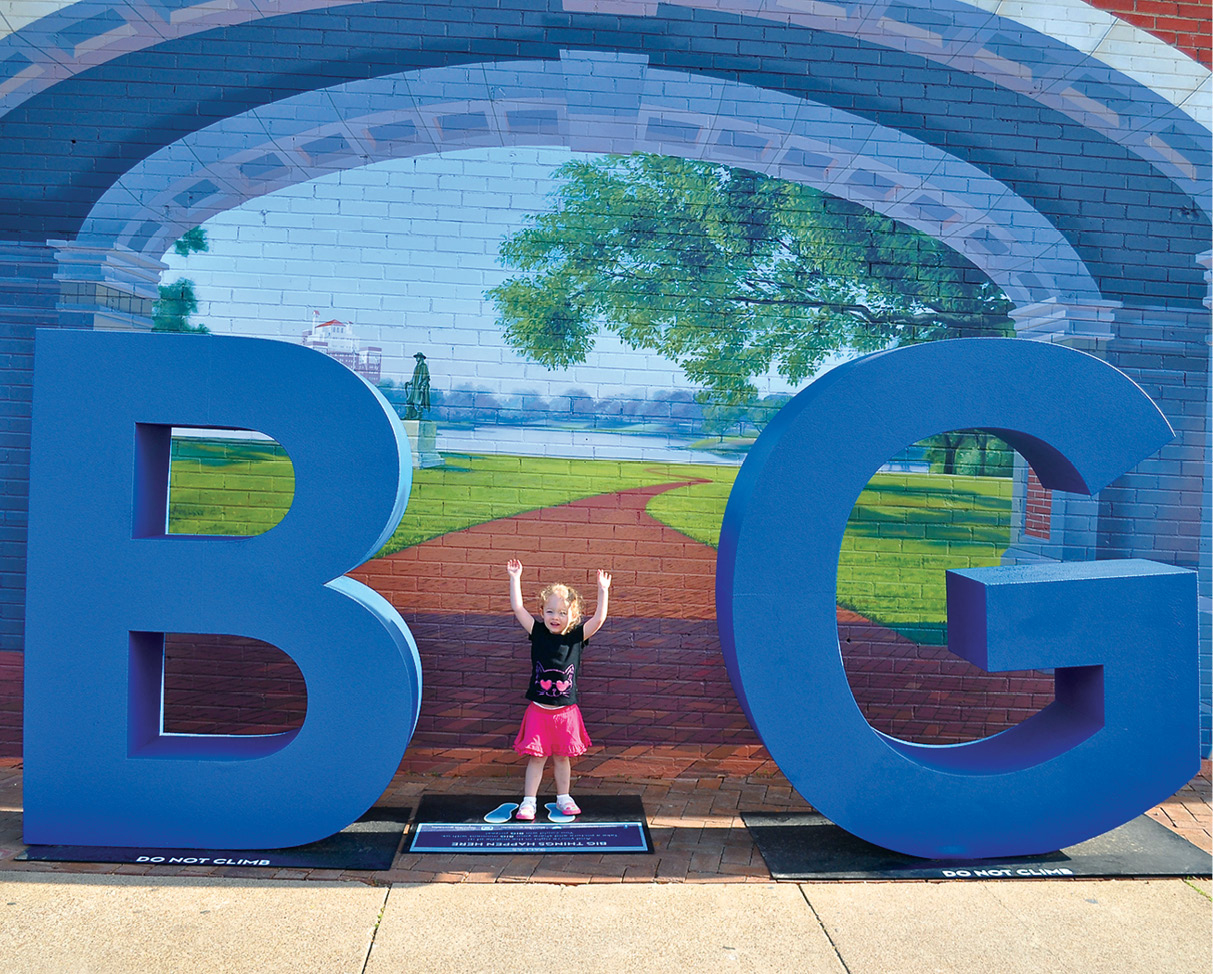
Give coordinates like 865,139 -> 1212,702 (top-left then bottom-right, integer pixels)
402,351 -> 431,420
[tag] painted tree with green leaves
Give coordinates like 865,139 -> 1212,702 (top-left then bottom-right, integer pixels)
488,154 -> 1012,406
154,227 -> 210,333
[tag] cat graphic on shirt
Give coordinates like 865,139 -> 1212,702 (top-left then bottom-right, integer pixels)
533,661 -> 574,698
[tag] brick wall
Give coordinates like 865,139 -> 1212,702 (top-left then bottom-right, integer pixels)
72,618 -> 1052,753
0,0 -> 1206,760
0,651 -> 18,755
1088,1 -> 1211,66
0,469 -> 1054,758
1024,469 -> 1053,541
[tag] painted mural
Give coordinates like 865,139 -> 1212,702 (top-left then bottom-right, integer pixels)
149,145 -> 1037,749
0,0 -> 1207,757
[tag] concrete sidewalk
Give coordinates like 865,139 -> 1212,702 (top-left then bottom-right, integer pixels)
1,873 -> 1209,973
1,748 -> 1210,972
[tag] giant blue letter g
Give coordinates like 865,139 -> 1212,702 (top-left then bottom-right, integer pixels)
717,339 -> 1198,858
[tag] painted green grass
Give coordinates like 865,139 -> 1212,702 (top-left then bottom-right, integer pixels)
646,471 -> 1012,644
375,453 -> 709,556
168,439 -> 708,555
169,440 -> 1011,643
168,439 -> 295,535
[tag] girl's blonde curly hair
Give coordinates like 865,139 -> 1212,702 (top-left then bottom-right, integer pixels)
537,582 -> 583,625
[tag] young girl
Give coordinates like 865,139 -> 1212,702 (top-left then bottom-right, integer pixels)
506,558 -> 611,821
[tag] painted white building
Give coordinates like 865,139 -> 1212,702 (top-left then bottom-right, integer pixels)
300,314 -> 381,383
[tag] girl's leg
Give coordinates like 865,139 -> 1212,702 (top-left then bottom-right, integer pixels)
552,757 -> 580,814
552,755 -> 572,795
524,755 -> 547,798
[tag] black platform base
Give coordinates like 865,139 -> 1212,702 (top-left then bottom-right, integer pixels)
19,806 -> 412,871
742,811 -> 1213,881
408,794 -> 653,854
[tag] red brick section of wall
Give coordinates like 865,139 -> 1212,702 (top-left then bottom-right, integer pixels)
1086,0 -> 1211,67
145,612 -> 1054,750
162,635 -> 307,735
1024,467 -> 1053,540
0,483 -> 1054,756
840,610 -> 1054,743
352,482 -> 755,749
0,651 -> 18,757
0,482 -> 1049,760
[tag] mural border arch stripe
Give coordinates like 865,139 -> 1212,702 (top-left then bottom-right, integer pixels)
75,54 -> 1102,309
1,0 -> 1207,306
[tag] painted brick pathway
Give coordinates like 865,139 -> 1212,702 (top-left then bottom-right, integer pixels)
351,480 -> 1054,748
0,480 -> 1057,755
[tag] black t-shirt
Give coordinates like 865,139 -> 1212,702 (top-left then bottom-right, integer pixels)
525,619 -> 586,706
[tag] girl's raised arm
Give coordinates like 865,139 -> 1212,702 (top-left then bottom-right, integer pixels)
506,559 -> 536,633
583,569 -> 612,639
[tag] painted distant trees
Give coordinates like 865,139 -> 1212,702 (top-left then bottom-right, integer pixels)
488,154 -> 1012,407
153,279 -> 209,333
925,430 -> 1013,477
419,385 -> 704,433
154,227 -> 210,333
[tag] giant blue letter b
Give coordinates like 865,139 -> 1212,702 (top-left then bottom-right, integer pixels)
24,330 -> 421,848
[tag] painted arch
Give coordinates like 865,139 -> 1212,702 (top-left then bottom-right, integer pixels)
0,0 -> 1209,308
78,55 -> 1102,308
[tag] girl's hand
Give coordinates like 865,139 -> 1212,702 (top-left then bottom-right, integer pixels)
584,569 -> 611,639
507,559 -> 533,632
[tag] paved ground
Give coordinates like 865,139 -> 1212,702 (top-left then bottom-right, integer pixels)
1,749 -> 1208,885
1,872 -> 1207,974
0,751 -> 1209,973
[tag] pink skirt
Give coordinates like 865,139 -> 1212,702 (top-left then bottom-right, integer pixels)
513,703 -> 592,757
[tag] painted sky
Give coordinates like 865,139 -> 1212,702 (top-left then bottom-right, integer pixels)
160,146 -> 842,400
